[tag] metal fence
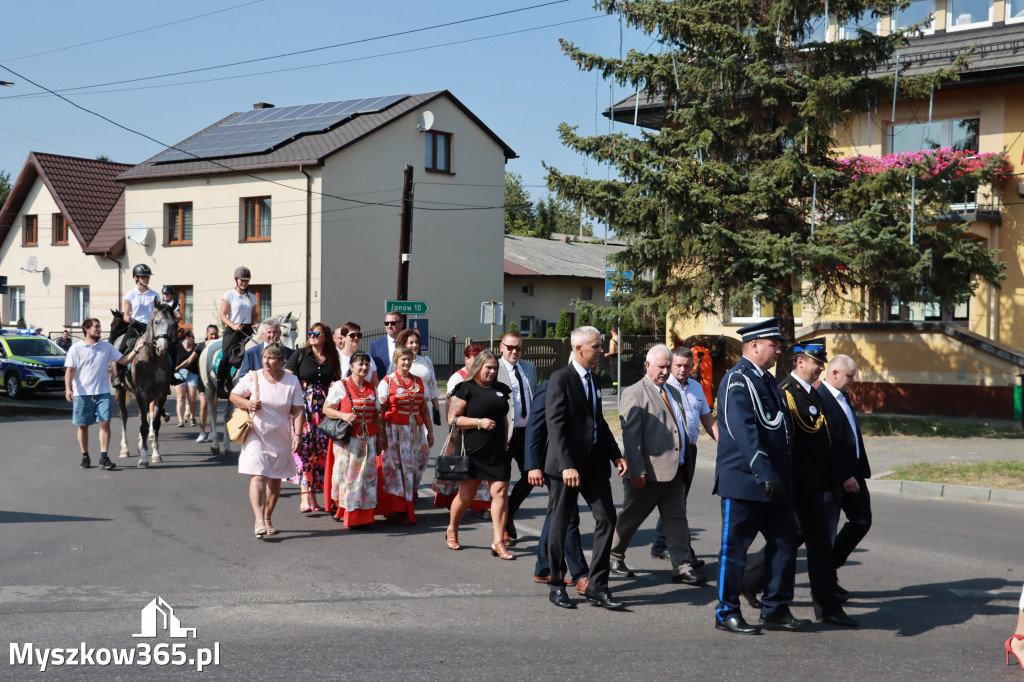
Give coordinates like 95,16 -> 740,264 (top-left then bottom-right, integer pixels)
362,328 -> 464,382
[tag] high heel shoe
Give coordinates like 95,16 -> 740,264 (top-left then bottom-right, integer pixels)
446,528 -> 461,551
1005,634 -> 1024,668
490,542 -> 515,560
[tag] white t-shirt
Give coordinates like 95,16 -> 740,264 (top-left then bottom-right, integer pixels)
124,287 -> 159,324
64,340 -> 122,396
222,289 -> 256,325
337,350 -> 377,380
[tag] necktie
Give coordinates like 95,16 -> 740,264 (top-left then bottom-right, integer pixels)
585,371 -> 597,429
659,386 -> 674,414
513,364 -> 526,420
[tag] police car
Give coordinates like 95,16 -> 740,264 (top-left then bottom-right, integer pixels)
0,330 -> 67,398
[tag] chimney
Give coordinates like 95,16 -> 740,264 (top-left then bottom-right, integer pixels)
253,102 -> 275,109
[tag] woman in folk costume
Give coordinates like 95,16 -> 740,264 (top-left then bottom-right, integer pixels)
375,346 -> 434,523
323,351 -> 385,529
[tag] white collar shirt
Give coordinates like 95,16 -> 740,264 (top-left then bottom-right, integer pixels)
824,381 -> 860,459
500,356 -> 530,428
792,374 -> 814,394
571,359 -> 598,443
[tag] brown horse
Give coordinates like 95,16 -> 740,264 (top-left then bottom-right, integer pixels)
108,304 -> 177,467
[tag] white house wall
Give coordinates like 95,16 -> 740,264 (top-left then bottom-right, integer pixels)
318,97 -> 506,339
122,171 -> 317,332
0,179 -> 119,332
503,276 -> 610,335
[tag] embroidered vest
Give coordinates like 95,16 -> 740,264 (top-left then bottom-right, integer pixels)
382,374 -> 425,426
340,378 -> 379,438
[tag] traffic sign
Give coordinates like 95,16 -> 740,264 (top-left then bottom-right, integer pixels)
385,300 -> 428,315
605,270 -> 632,300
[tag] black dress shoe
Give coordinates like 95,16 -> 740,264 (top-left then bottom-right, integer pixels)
740,587 -> 763,609
834,583 -> 850,603
692,557 -> 706,569
760,612 -> 811,631
650,547 -> 671,561
671,568 -> 708,585
549,588 -> 576,609
609,560 -> 635,577
584,589 -> 624,610
715,615 -> 761,635
820,611 -> 859,628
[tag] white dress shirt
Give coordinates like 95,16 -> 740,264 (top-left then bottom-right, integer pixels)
500,357 -> 530,428
823,381 -> 860,459
571,359 -> 598,443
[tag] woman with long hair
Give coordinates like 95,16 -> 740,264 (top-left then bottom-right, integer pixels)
284,322 -> 341,513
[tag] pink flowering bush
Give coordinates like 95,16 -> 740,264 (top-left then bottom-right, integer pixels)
837,147 -> 1014,185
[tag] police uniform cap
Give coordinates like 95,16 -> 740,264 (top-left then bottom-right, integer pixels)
737,317 -> 785,343
793,337 -> 827,364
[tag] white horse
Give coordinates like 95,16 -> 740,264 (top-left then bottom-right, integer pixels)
198,311 -> 298,455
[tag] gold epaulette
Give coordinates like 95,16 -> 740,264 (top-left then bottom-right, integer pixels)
783,388 -> 827,434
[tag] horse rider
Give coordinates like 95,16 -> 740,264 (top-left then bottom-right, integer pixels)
115,264 -> 160,389
216,266 -> 258,398
160,285 -> 183,386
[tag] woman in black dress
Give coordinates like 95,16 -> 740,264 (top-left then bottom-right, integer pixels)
445,350 -> 514,559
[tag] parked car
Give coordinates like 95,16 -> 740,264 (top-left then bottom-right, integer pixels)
0,330 -> 67,398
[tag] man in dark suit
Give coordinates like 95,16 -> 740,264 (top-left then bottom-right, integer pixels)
817,354 -> 872,595
525,382 -> 590,594
544,326 -> 627,610
609,344 -> 706,586
369,311 -> 404,380
714,318 -> 808,635
236,318 -> 293,382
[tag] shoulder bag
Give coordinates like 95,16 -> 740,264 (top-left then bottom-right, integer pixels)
317,378 -> 353,443
227,370 -> 259,444
435,423 -> 470,481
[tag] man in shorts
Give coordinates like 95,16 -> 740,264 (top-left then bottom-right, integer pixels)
64,318 -> 143,470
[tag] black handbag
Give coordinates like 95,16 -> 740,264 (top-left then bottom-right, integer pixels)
317,417 -> 351,443
435,425 -> 470,481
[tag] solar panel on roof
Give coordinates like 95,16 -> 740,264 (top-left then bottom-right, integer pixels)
155,94 -> 409,162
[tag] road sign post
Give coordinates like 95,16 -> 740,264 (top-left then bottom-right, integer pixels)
480,301 -> 503,350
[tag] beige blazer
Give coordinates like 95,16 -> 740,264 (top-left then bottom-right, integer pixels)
618,376 -> 687,483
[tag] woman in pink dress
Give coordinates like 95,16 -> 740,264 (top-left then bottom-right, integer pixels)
230,342 -> 304,539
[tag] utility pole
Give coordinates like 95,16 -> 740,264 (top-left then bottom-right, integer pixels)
397,165 -> 414,301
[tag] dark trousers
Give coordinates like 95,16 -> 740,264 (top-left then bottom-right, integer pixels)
652,448 -> 698,555
547,468 -> 617,593
832,480 -> 872,571
535,485 -> 589,582
506,428 -> 533,524
716,498 -> 798,621
216,326 -> 251,388
742,490 -> 844,617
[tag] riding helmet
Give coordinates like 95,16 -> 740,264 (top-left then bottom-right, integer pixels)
233,266 -> 251,280
162,285 -> 176,296
132,264 -> 153,278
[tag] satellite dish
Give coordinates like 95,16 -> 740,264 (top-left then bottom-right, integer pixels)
25,256 -> 38,273
129,221 -> 149,245
417,111 -> 434,132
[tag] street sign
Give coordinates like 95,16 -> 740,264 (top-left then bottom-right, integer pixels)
605,270 -> 633,300
385,300 -> 428,315
480,301 -> 503,325
409,318 -> 429,351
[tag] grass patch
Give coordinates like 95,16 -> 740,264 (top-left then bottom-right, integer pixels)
860,415 -> 1023,439
604,411 -> 622,440
879,461 -> 1024,491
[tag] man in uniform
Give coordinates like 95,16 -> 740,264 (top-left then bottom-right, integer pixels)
743,340 -> 858,627
713,318 -> 807,635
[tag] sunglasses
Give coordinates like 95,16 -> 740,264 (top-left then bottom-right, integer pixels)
383,320 -> 400,327
347,333 -> 363,339
503,344 -> 522,352
307,330 -> 322,338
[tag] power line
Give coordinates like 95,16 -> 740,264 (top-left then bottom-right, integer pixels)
2,0 -> 570,99
1,16 -> 602,101
1,0 -> 268,63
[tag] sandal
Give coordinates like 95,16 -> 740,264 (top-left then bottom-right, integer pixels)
264,520 -> 277,535
300,491 -> 313,513
254,521 -> 267,539
190,418 -> 197,427
446,527 -> 461,551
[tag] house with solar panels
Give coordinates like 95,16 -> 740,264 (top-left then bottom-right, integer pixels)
117,90 -> 516,339
0,153 -> 131,336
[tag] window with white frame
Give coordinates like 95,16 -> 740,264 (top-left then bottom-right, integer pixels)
948,0 -> 993,29
1009,0 -> 1024,22
519,317 -> 534,335
8,286 -> 26,325
521,284 -> 533,297
893,0 -> 934,32
69,286 -> 90,326
729,298 -> 803,325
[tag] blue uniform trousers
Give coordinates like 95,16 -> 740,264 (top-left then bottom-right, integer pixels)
716,497 -> 798,621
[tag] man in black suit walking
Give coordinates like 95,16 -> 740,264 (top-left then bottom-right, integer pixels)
816,354 -> 872,594
545,326 -> 627,610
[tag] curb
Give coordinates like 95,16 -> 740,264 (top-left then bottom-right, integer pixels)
869,478 -> 1024,508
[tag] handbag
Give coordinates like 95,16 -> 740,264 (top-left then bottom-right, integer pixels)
435,424 -> 470,481
226,370 -> 259,444
317,377 -> 355,442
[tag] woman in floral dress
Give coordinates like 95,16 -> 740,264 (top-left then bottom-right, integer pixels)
284,322 -> 341,513
390,328 -> 442,494
376,346 -> 434,523
323,352 -> 385,529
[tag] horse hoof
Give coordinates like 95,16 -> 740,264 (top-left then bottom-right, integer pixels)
137,460 -> 149,469
151,454 -> 162,464
119,452 -> 130,458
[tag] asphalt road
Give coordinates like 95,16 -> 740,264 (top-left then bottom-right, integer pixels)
2,414 -> 1022,680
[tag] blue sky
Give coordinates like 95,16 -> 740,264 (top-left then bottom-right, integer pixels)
0,0 -> 648,223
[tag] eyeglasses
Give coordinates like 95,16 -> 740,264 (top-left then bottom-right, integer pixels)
383,320 -> 400,327
347,333 -> 363,339
307,331 -> 321,338
503,344 -> 522,352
